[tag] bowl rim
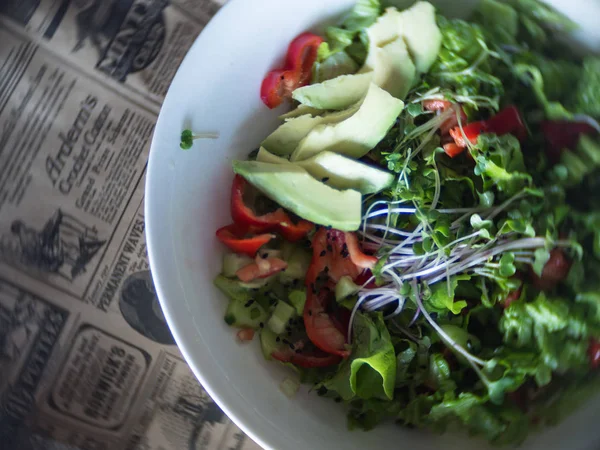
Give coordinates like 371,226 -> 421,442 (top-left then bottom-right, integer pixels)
145,1 -> 275,449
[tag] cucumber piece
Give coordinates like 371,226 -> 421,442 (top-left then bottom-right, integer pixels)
214,275 -> 253,302
267,300 -> 296,335
279,247 -> 312,284
222,253 -> 253,278
288,290 -> 306,315
335,276 -> 360,302
260,327 -> 280,360
224,298 -> 268,329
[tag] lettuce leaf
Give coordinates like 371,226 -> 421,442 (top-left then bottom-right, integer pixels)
321,312 -> 396,401
471,134 -> 531,196
426,275 -> 470,315
571,57 -> 600,118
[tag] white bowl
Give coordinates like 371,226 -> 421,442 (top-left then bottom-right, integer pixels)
145,1 -> 600,449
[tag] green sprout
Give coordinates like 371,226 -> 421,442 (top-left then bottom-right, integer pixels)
180,129 -> 219,150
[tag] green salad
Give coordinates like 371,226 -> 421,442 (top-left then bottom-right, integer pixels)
199,0 -> 600,445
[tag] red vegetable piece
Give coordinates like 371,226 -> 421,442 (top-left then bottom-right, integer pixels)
235,256 -> 288,283
303,286 -> 350,358
344,232 -> 377,269
230,175 -> 313,242
215,224 -> 274,257
237,328 -> 255,342
443,142 -> 466,158
272,346 -> 342,368
530,248 -> 571,291
541,120 -> 598,164
260,32 -> 324,109
588,338 -> 600,369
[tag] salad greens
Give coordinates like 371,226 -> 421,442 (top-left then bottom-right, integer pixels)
211,0 -> 600,446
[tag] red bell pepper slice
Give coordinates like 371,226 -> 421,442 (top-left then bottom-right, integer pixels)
260,32 -> 324,109
215,224 -> 274,257
446,106 -> 527,157
541,120 -> 598,164
235,256 -> 288,282
230,175 -> 313,242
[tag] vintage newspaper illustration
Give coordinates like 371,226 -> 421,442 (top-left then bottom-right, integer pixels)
0,0 -> 210,109
0,0 -> 263,449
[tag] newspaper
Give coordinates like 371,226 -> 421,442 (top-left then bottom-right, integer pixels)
0,1 -> 262,450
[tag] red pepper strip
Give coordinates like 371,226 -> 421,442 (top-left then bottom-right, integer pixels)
443,142 -> 466,159
272,346 -> 342,368
344,232 -> 377,269
235,256 -> 288,282
589,338 -> 600,369
260,32 -> 324,109
446,106 -> 527,157
485,105 -> 527,141
237,328 -> 255,342
541,121 -> 598,164
230,175 -> 314,242
215,224 -> 274,257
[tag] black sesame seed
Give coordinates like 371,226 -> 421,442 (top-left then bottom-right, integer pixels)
288,343 -> 295,350
320,250 -> 327,257
321,177 -> 330,182
430,312 -> 438,320
282,338 -> 291,346
295,349 -> 302,353
326,225 -> 332,230
335,397 -> 342,403
317,386 -> 328,396
324,266 -> 329,273
259,322 -> 264,328
261,253 -> 268,259
331,236 -> 337,241
327,244 -> 333,252
244,300 -> 254,307
276,337 -> 281,342
308,310 -> 313,316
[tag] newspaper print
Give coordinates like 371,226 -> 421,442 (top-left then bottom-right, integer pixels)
0,27 -> 151,300
0,0 -> 264,448
0,0 -> 210,107
83,193 -> 176,346
0,277 -> 70,450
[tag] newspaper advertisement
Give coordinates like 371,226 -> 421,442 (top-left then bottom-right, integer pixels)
0,1 -> 262,449
0,0 -> 209,109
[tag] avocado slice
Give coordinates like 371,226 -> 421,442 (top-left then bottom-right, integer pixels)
232,160 -> 362,231
290,83 -> 404,162
256,147 -> 289,164
257,148 -> 394,195
398,1 -> 442,74
279,105 -> 323,120
262,107 -> 358,156
291,72 -> 373,111
362,38 -> 416,101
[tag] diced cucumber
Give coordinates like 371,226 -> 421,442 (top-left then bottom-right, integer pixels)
222,253 -> 253,278
288,290 -> 306,315
224,298 -> 268,329
335,276 -> 360,302
267,300 -> 296,335
260,327 -> 280,360
279,247 -> 312,284
214,275 -> 253,302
